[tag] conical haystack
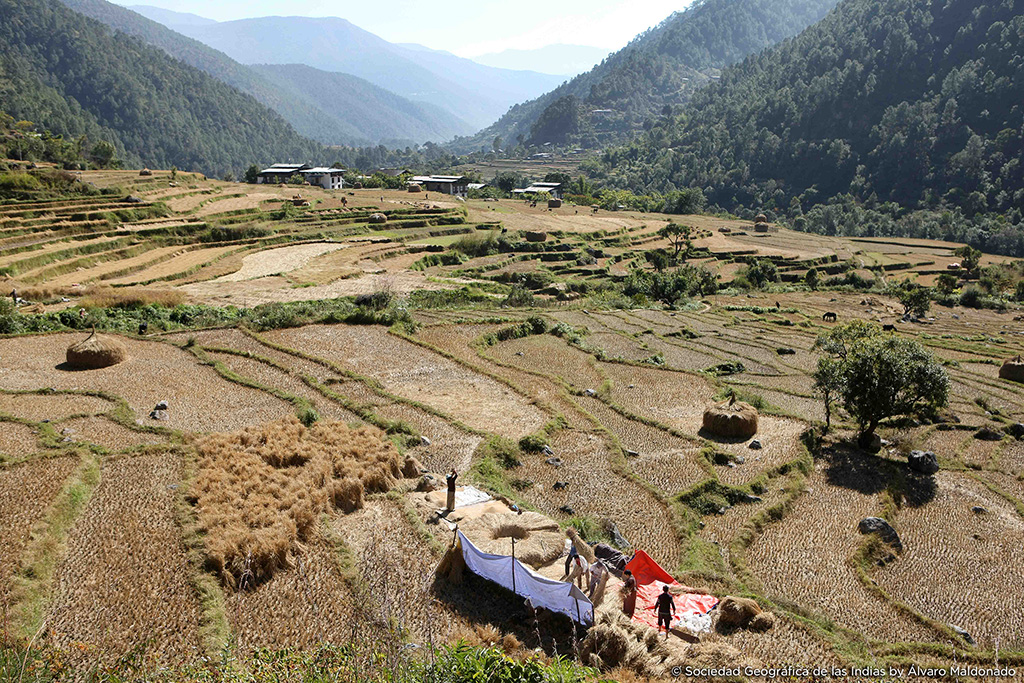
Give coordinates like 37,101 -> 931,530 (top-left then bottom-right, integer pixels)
755,213 -> 768,223
65,330 -> 127,369
999,356 -> 1024,382
702,398 -> 758,438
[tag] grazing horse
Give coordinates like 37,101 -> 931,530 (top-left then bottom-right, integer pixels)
822,312 -> 837,322
883,324 -> 896,332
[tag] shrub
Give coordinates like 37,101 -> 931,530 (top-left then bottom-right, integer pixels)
503,285 -> 535,308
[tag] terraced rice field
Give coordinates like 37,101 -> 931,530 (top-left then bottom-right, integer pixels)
875,472 -> 1024,648
46,453 -> 203,664
0,457 -> 77,607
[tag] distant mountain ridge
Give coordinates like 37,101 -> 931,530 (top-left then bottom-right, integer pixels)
133,11 -> 565,130
59,0 -> 470,145
471,44 -> 612,77
0,0 -> 320,176
453,0 -> 841,152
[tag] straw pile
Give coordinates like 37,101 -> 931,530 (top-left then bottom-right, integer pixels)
547,198 -> 562,208
408,184 -> 422,193
65,330 -> 127,369
702,398 -> 758,438
369,213 -> 388,224
716,596 -> 774,632
457,511 -> 564,567
580,610 -> 751,678
755,213 -> 768,223
566,526 -> 596,563
190,416 -> 402,589
999,356 -> 1024,382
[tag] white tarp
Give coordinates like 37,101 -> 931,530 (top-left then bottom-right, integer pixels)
452,486 -> 491,509
457,531 -> 594,626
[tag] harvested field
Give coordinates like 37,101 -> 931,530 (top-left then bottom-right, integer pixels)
0,457 -> 77,608
104,245 -> 237,285
746,463 -> 938,643
515,429 -> 680,568
267,325 -> 547,438
875,472 -> 1024,648
373,402 -> 481,472
59,416 -> 166,451
226,539 -> 358,653
0,421 -> 40,456
489,334 -> 606,391
602,364 -> 717,434
46,453 -> 203,664
44,245 -> 185,287
0,335 -> 294,432
214,242 -> 348,282
576,396 -> 707,493
713,417 -> 807,486
0,391 -> 115,421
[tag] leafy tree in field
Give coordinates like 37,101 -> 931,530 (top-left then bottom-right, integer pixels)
814,322 -> 948,444
936,273 -> 958,295
89,140 -> 117,167
658,223 -> 693,260
493,171 -> 525,193
894,282 -> 931,318
804,267 -> 820,290
244,165 -> 260,184
744,259 -> 778,289
543,172 -> 572,188
1015,281 -> 1024,303
955,246 -> 982,277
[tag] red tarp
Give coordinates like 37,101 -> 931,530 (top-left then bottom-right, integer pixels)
624,550 -> 719,630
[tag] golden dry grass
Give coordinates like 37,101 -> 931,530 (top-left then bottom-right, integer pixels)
60,416 -> 166,451
46,453 -> 203,665
0,421 -> 40,456
0,392 -> 114,422
0,457 -> 77,608
191,417 -> 402,588
79,286 -> 186,309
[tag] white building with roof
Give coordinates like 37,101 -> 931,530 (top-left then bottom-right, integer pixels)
302,167 -> 346,190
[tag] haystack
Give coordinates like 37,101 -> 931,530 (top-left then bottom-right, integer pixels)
547,198 -> 562,208
999,356 -> 1024,382
65,330 -> 127,369
368,213 -> 387,224
525,230 -> 548,242
754,222 -> 770,233
401,455 -> 424,478
139,168 -> 153,176
566,526 -> 596,564
457,511 -> 564,567
436,536 -> 467,584
716,596 -> 773,631
755,213 -> 768,223
702,398 -> 758,438
408,184 -> 422,193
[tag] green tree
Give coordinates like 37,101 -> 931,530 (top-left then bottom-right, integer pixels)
89,140 -> 117,167
745,259 -> 778,289
954,245 -> 982,276
936,273 -> 958,295
1015,280 -> 1024,302
896,284 -> 931,317
244,165 -> 260,184
658,223 -> 693,260
814,322 -> 948,445
804,267 -> 820,290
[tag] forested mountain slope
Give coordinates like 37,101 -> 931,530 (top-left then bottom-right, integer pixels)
587,0 -> 1024,252
0,0 -> 320,176
453,0 -> 841,152
57,0 -> 469,145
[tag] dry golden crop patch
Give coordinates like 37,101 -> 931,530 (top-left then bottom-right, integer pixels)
0,421 -> 41,457
0,335 -> 293,432
489,334 -> 606,391
191,417 -> 402,588
59,416 -> 166,451
45,452 -> 203,664
266,324 -> 546,438
0,457 -> 77,606
875,472 -> 1024,649
602,363 -> 717,434
746,465 -> 937,643
0,392 -> 114,422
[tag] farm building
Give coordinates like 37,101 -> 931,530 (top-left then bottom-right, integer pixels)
256,163 -> 311,184
409,175 -> 470,197
376,167 -> 412,177
467,183 -> 489,191
302,167 -> 346,190
512,182 -> 564,199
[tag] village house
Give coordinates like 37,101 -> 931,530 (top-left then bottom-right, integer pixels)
409,175 -> 470,197
512,181 -> 564,199
256,163 -> 310,184
302,167 -> 346,190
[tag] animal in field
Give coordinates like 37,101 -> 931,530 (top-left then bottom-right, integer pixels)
822,312 -> 837,322
775,301 -> 781,309
138,322 -> 149,336
883,324 -> 896,332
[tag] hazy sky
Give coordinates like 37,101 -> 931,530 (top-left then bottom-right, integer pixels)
115,0 -> 691,56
